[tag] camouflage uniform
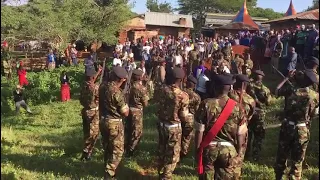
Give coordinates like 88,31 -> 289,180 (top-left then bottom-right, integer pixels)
274,86 -> 319,180
195,95 -> 245,179
229,89 -> 256,178
157,84 -> 189,179
234,57 -> 244,74
181,88 -> 201,157
243,59 -> 254,77
99,81 -> 129,178
310,68 -> 319,92
246,80 -> 271,160
189,50 -> 199,73
79,81 -> 100,159
125,81 -> 149,153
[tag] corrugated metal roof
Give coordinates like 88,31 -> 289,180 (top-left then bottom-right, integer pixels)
263,9 -> 319,24
205,19 -> 265,26
205,13 -> 269,21
144,12 -> 194,28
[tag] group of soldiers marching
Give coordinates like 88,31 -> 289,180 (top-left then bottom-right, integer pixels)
78,41 -> 319,180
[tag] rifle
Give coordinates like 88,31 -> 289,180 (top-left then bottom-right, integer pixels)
271,65 -> 294,87
123,69 -> 133,102
99,58 -> 106,84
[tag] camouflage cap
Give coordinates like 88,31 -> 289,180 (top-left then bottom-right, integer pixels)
187,75 -> 197,84
304,69 -> 319,84
113,66 -> 128,79
309,56 -> 319,66
235,74 -> 250,83
173,67 -> 185,79
132,69 -> 144,76
213,74 -> 234,85
253,70 -> 265,76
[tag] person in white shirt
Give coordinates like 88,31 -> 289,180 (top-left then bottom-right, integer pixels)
143,43 -> 151,54
198,41 -> 205,60
196,69 -> 210,100
115,40 -> 123,53
113,54 -> 122,67
174,51 -> 183,67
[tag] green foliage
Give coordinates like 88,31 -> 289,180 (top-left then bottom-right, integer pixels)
146,0 -> 173,13
1,0 -> 133,45
249,7 -> 283,20
306,0 -> 319,11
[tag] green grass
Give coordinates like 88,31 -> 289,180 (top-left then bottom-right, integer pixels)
1,65 -> 319,180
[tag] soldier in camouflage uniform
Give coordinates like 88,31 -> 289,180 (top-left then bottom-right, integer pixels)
79,68 -> 102,161
99,66 -> 129,180
153,58 -> 166,98
180,75 -> 201,158
228,74 -> 256,178
189,46 -> 200,75
274,69 -> 319,180
156,67 -> 189,180
233,54 -> 245,74
195,74 -> 247,179
125,69 -> 150,156
306,57 -> 319,92
242,54 -> 254,77
246,70 -> 271,161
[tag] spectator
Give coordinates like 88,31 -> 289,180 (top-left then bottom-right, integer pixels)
60,71 -> 70,102
13,85 -> 32,115
194,60 -> 206,79
112,54 -> 122,67
196,69 -> 210,100
240,35 -> 250,47
295,24 -> 308,59
47,49 -> 56,71
70,44 -> 78,66
284,47 -> 298,76
84,54 -> 95,74
17,61 -> 28,87
271,36 -> 283,74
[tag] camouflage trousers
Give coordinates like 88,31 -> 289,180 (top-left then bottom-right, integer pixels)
157,121 -> 182,180
125,108 -> 143,152
234,132 -> 249,179
247,112 -> 265,160
274,121 -> 310,180
181,114 -> 194,156
81,108 -> 100,155
99,118 -> 124,177
201,143 -> 241,180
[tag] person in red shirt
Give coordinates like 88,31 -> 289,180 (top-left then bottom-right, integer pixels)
60,71 -> 70,102
17,61 -> 28,87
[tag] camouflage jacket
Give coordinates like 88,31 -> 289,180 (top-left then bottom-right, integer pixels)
248,80 -> 271,109
310,68 -> 319,92
80,81 -> 99,110
244,59 -> 253,70
184,88 -> 201,115
99,81 -> 129,119
129,81 -> 149,109
278,86 -> 319,124
157,84 -> 189,124
195,95 -> 245,144
189,50 -> 199,62
234,57 -> 244,73
229,90 -> 256,123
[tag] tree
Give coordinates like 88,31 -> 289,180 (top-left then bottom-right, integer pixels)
306,0 -> 319,10
146,0 -> 173,13
249,7 -> 283,20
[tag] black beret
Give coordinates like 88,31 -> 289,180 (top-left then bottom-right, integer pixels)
86,68 -> 96,77
253,70 -> 265,76
235,74 -> 250,83
173,67 -> 185,79
113,66 -> 128,79
213,74 -> 234,85
187,75 -> 197,84
132,69 -> 144,76
304,69 -> 319,84
309,56 -> 319,66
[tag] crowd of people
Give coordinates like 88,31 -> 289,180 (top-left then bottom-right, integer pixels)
79,25 -> 319,180
1,23 -> 319,180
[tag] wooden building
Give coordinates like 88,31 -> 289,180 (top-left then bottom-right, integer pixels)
119,12 -> 194,43
262,9 -> 319,31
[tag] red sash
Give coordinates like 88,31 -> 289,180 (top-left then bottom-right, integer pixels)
197,98 -> 237,175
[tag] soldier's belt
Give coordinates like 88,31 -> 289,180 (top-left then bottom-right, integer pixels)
102,118 -> 122,122
209,141 -> 233,147
160,122 -> 181,129
288,121 -> 306,127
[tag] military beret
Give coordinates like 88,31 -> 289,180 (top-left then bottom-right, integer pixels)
309,56 -> 319,66
235,74 -> 250,83
132,69 -> 144,76
86,68 -> 96,77
213,74 -> 234,85
113,66 -> 128,79
304,69 -> 319,84
187,75 -> 197,84
253,70 -> 265,76
173,67 -> 185,79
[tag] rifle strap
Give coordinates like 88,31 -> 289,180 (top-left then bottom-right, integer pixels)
197,98 -> 237,175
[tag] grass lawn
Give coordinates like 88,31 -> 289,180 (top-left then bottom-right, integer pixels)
1,65 -> 319,180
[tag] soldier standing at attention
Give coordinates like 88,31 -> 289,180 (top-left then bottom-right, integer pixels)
228,74 -> 256,178
233,54 -> 245,74
79,68 -> 102,161
195,74 -> 247,179
125,69 -> 150,156
242,54 -> 254,77
157,67 -> 189,180
180,75 -> 201,159
274,70 -> 319,180
246,70 -> 271,161
99,66 -> 129,180
189,46 -> 199,74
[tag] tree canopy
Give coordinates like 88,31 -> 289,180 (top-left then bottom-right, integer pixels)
1,0 -> 133,49
306,0 -> 319,11
146,0 -> 173,13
